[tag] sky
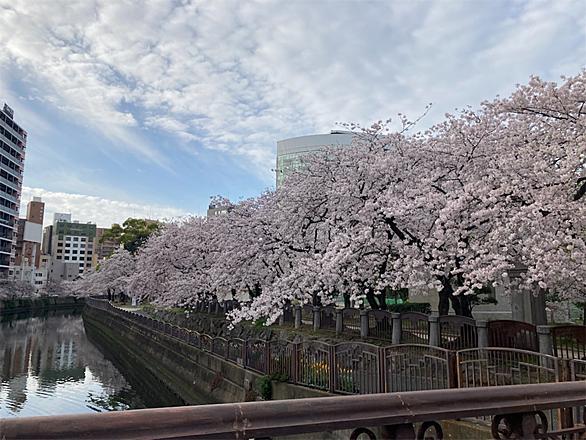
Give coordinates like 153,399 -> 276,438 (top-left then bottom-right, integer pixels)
0,0 -> 584,227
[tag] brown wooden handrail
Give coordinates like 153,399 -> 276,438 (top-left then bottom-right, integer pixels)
1,381 -> 585,440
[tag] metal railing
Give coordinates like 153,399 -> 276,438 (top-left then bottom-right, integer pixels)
1,381 -> 584,440
186,299 -> 584,359
85,299 -> 586,397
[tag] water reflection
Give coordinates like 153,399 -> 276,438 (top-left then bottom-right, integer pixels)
0,310 -> 183,417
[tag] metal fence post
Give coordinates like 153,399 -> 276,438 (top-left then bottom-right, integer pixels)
328,344 -> 335,393
537,325 -> 553,355
292,342 -> 300,384
335,309 -> 343,336
294,306 -> 302,329
391,313 -> 401,345
360,310 -> 369,339
313,306 -> 321,331
476,320 -> 488,348
429,314 -> 440,347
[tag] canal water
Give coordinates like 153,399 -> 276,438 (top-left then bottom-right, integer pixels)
0,309 -> 185,418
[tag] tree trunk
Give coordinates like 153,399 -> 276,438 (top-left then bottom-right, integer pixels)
438,284 -> 451,316
343,293 -> 351,309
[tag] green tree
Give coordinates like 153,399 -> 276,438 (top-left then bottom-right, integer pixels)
101,218 -> 161,254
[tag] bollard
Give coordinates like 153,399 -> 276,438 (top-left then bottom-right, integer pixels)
294,306 -> 302,329
360,310 -> 369,339
476,320 -> 489,348
537,325 -> 553,355
313,306 -> 321,331
335,309 -> 343,336
391,313 -> 401,345
429,314 -> 440,347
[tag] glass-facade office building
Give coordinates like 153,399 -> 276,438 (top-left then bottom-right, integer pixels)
275,131 -> 354,187
0,104 -> 26,277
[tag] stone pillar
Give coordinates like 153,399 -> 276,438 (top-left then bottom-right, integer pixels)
335,309 -> 343,336
476,320 -> 488,348
214,301 -> 220,315
294,306 -> 302,329
207,302 -> 213,314
391,313 -> 402,345
313,306 -> 321,331
537,325 -> 553,355
429,314 -> 440,347
360,310 -> 369,339
278,313 -> 284,326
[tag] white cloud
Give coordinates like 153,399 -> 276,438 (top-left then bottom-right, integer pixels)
0,0 -> 584,183
20,187 -> 192,228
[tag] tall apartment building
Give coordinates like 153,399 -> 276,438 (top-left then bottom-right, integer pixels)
92,227 -> 119,265
275,131 -> 354,187
43,213 -> 96,279
0,103 -> 27,277
14,197 -> 44,268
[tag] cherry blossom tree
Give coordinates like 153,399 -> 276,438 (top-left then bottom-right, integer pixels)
76,72 -> 585,321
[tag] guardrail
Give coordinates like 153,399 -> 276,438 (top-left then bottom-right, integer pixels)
1,381 -> 584,439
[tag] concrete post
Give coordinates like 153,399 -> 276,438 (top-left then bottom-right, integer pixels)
313,306 -> 321,331
537,325 -> 553,355
335,309 -> 343,335
360,310 -> 369,339
391,313 -> 401,345
294,306 -> 302,329
429,314 -> 440,347
476,320 -> 489,348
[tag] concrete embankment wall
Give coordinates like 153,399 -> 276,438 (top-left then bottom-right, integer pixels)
0,296 -> 85,315
83,305 -> 330,405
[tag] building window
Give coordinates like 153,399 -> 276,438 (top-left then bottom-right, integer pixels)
57,249 -> 62,253
65,236 -> 71,241
86,263 -> 91,267
72,250 -> 78,254
80,243 -> 85,248
73,237 -> 79,241
86,257 -> 92,261
87,250 -> 93,255
71,256 -> 77,261
72,243 -> 78,247
64,256 -> 69,260
81,237 -> 86,242
65,243 -> 71,247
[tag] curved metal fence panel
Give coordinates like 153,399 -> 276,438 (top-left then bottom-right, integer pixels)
384,344 -> 451,392
341,309 -> 361,335
552,325 -> 586,360
367,310 -> 392,341
297,341 -> 332,391
320,307 -> 337,331
487,320 -> 538,352
334,343 -> 382,394
439,316 -> 477,350
245,339 -> 268,374
457,347 -> 560,388
268,339 -> 295,381
400,312 -> 429,344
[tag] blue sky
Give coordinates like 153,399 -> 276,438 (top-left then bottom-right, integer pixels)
0,0 -> 584,227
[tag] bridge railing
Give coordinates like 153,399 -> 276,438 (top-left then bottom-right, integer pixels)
1,381 -> 584,440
